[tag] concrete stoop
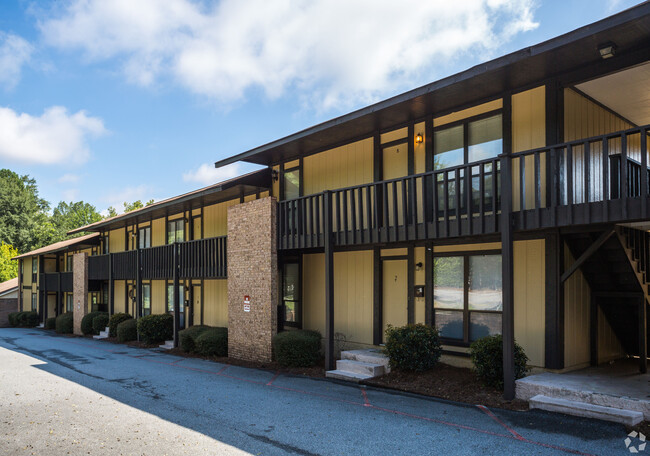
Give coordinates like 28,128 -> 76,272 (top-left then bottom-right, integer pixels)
93,326 -> 110,340
37,323 -> 44,328
326,349 -> 390,383
517,376 -> 649,425
159,340 -> 174,350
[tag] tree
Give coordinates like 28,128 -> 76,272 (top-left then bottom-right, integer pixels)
0,169 -> 51,253
106,199 -> 155,218
51,201 -> 103,241
0,243 -> 19,282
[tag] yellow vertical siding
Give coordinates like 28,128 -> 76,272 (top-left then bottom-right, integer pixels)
203,200 -> 238,238
152,218 -> 165,246
513,239 -> 545,367
380,127 -> 407,144
303,137 -> 374,196
203,279 -> 228,327
114,280 -> 126,314
192,284 -> 202,326
151,280 -> 166,315
23,258 -> 32,285
564,88 -> 632,141
414,247 -> 426,324
382,259 -> 408,339
414,121 -> 426,174
434,99 -> 503,127
563,244 -> 591,369
382,142 -> 408,179
109,228 -> 125,253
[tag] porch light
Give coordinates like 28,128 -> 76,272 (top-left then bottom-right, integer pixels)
598,42 -> 616,59
272,169 -> 279,182
415,133 -> 424,144
415,262 -> 423,271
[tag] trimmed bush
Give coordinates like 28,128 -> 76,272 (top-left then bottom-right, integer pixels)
17,311 -> 39,328
55,312 -> 74,334
469,334 -> 529,390
108,313 -> 132,338
179,325 -> 211,352
92,314 -> 109,335
81,311 -> 108,335
272,330 -> 321,367
384,324 -> 442,372
45,317 -> 56,330
195,327 -> 228,357
117,319 -> 137,343
8,312 -> 20,327
137,314 -> 173,344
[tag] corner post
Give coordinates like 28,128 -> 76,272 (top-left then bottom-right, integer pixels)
501,94 -> 516,400
108,253 -> 114,316
324,190 -> 335,371
173,243 -> 180,348
640,296 -> 647,374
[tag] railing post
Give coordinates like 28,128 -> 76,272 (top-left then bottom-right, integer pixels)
501,95 -> 516,401
136,247 -> 142,319
173,243 -> 180,348
323,190 -> 335,371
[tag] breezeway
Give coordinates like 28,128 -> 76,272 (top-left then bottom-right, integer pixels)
0,328 -> 633,455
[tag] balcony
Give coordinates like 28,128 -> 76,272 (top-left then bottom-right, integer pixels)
88,236 -> 228,281
39,271 -> 73,293
278,124 -> 649,250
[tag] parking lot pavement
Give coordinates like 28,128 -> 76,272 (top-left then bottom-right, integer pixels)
0,328 -> 631,455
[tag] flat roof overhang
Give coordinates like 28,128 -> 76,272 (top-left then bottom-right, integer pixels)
68,168 -> 271,234
215,2 -> 650,169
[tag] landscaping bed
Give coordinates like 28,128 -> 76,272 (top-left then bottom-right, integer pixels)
363,362 -> 528,411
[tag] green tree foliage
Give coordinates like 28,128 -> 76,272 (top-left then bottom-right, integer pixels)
50,201 -> 103,241
106,199 -> 154,218
0,243 -> 19,281
0,169 -> 50,253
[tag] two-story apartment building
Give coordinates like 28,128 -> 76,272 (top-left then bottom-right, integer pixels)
15,4 -> 650,399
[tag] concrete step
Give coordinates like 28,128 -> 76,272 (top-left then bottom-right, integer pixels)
529,395 -> 644,426
336,359 -> 384,377
92,334 -> 107,340
37,323 -> 44,328
159,340 -> 174,350
341,349 -> 391,373
325,370 -> 374,383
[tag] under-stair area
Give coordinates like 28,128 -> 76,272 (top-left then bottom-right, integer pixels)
326,349 -> 390,382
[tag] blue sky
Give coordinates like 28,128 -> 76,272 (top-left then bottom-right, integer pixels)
0,0 -> 641,214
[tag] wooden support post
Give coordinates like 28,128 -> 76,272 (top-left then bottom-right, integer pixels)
324,191 -> 335,370
373,248 -> 382,345
640,297 -> 647,374
407,246 -> 414,325
560,229 -> 614,283
57,271 -> 63,316
173,244 -> 180,348
425,244 -> 433,326
136,246 -> 142,319
108,253 -> 114,316
501,95 -> 516,400
590,294 -> 599,367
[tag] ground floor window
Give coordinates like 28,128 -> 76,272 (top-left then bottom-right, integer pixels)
31,293 -> 37,311
282,262 -> 301,327
166,284 -> 184,312
433,253 -> 502,344
142,284 -> 151,316
66,294 -> 73,312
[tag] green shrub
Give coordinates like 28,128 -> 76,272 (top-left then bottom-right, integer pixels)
195,327 -> 228,357
45,317 -> 56,330
179,325 -> 210,352
81,311 -> 108,335
117,319 -> 137,343
108,313 -> 132,338
8,312 -> 20,327
18,311 -> 39,328
469,334 -> 529,390
272,330 -> 321,367
92,314 -> 109,335
137,314 -> 173,344
384,324 -> 442,372
55,313 -> 74,334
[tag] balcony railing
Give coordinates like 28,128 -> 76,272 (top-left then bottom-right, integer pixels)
87,236 -> 227,281
39,271 -> 73,293
278,124 -> 649,249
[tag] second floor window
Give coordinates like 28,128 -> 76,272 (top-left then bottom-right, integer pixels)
139,227 -> 151,249
434,113 -> 502,170
283,166 -> 300,200
167,219 -> 184,244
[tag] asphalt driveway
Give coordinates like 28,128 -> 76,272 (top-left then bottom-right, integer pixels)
0,328 -> 634,455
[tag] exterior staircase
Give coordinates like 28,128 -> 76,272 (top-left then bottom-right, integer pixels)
325,349 -> 390,383
93,326 -> 110,340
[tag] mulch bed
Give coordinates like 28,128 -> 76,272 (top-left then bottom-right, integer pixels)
363,363 -> 528,411
628,421 -> 650,436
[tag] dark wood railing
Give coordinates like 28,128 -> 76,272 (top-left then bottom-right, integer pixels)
39,272 -> 73,293
179,236 -> 227,279
88,254 -> 110,280
278,124 -> 649,249
112,250 -> 137,280
141,245 -> 174,279
61,272 -> 73,291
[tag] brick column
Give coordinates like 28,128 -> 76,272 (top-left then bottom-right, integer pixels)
73,252 -> 88,335
227,197 -> 278,362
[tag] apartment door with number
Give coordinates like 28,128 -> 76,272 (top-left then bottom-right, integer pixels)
382,259 -> 408,342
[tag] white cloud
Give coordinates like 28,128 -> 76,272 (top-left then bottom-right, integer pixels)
39,0 -> 538,110
0,106 -> 107,165
58,173 -> 81,183
101,184 -> 156,215
0,33 -> 33,90
183,162 -> 242,186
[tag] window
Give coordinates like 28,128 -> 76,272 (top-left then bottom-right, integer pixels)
167,219 -> 184,244
142,284 -> 151,316
90,292 -> 99,311
167,284 -> 184,312
66,255 -> 73,272
66,294 -> 73,312
282,262 -> 301,327
139,226 -> 151,249
31,293 -> 37,311
32,257 -> 38,282
433,253 -> 502,343
283,167 -> 301,200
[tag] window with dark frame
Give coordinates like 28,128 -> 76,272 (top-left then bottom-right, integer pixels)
433,252 -> 502,344
283,166 -> 301,200
31,293 -> 37,311
66,294 -> 73,312
139,226 -> 151,249
66,255 -> 73,272
142,284 -> 151,316
282,262 -> 301,327
167,219 -> 185,244
32,257 -> 37,282
167,284 -> 184,312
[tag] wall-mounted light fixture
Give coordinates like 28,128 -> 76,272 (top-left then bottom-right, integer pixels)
272,169 -> 279,182
415,262 -> 423,271
598,42 -> 616,59
415,133 -> 424,144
